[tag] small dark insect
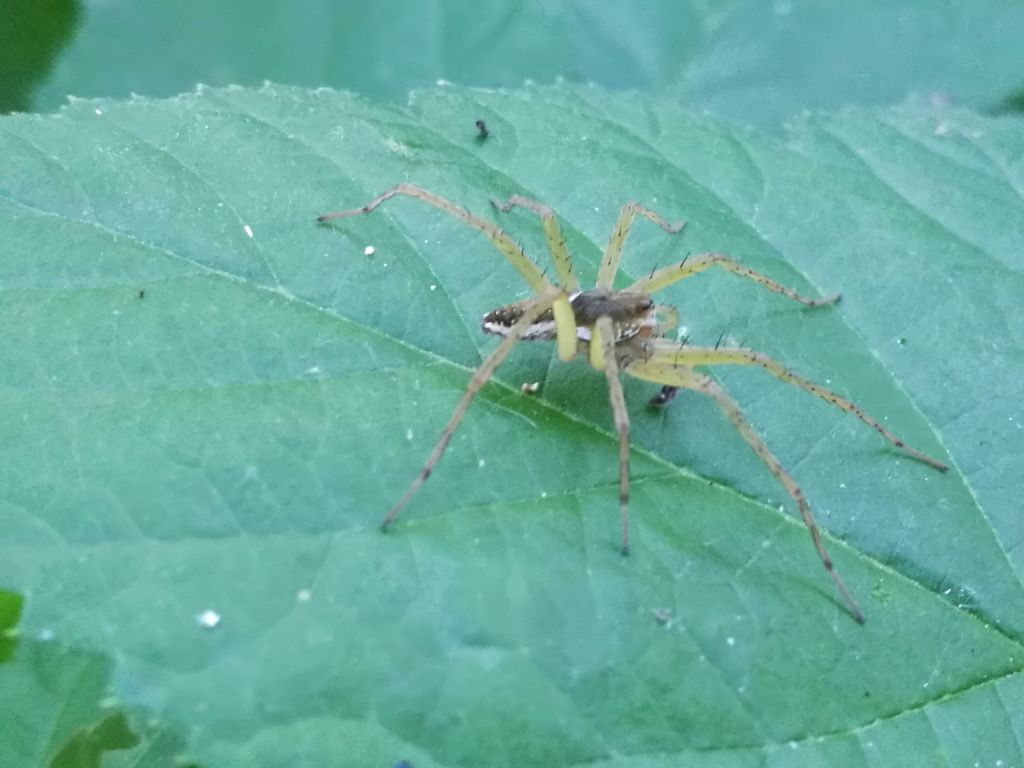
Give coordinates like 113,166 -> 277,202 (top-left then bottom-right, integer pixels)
649,385 -> 678,407
317,184 -> 949,623
475,119 -> 489,139
137,289 -> 145,299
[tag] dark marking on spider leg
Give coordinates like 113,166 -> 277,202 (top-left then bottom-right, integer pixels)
722,259 -> 840,307
620,483 -> 631,557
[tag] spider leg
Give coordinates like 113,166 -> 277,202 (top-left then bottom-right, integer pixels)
624,361 -> 865,622
627,252 -> 840,307
651,303 -> 679,337
319,183 -> 552,295
597,203 -> 686,290
639,305 -> 681,407
594,316 -> 632,555
635,340 -> 948,470
490,195 -> 579,292
319,184 -> 577,361
381,288 -> 564,531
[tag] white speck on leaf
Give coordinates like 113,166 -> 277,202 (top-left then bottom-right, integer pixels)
364,245 -> 375,256
296,589 -> 312,602
773,0 -> 794,15
383,137 -> 412,157
243,224 -> 254,239
196,610 -> 221,629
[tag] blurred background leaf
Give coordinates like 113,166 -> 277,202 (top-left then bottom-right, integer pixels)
5,1 -> 1023,124
1,83 -> 1021,767
0,0 -> 79,113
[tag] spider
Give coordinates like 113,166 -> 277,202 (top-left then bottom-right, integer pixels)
318,184 -> 948,623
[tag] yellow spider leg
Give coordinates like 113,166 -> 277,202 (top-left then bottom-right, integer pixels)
319,183 -> 553,296
552,294 -> 578,362
624,361 -> 865,622
628,252 -> 839,307
491,195 -> 580,292
588,321 -> 605,370
319,184 -> 579,363
596,316 -> 632,555
638,340 -> 949,471
380,288 -> 563,531
597,202 -> 685,290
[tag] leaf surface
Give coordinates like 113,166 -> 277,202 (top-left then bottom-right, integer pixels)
1,84 -> 1021,767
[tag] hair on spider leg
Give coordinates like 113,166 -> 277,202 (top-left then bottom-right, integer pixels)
713,328 -> 728,351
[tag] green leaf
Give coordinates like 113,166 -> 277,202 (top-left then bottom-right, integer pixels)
0,0 -> 77,113
0,589 -> 187,768
1,84 -> 1021,767
21,2 -> 1024,125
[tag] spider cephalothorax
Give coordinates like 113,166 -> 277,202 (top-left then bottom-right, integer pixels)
318,183 -> 948,623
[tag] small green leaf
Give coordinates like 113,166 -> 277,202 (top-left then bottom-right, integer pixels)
1,84 -> 1020,767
